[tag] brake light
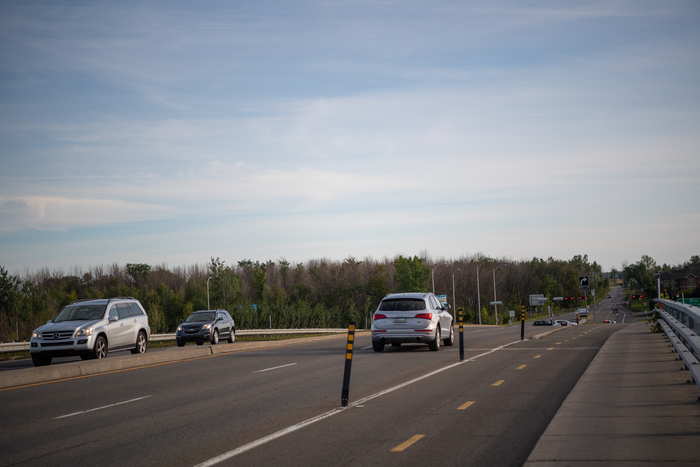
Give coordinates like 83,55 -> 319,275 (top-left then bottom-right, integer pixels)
374,314 -> 387,320
414,313 -> 432,320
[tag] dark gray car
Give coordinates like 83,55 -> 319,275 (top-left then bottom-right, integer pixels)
176,309 -> 235,346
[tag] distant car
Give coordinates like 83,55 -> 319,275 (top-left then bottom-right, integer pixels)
176,309 -> 235,346
553,320 -> 569,326
566,320 -> 578,325
533,320 -> 553,326
29,297 -> 151,367
371,292 -> 453,352
603,319 -> 616,323
608,294 -> 612,298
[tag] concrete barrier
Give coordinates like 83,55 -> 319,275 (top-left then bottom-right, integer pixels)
0,333 -> 351,390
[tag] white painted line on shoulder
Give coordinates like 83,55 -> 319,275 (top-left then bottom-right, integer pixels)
254,363 -> 297,373
55,395 -> 152,419
193,340 -> 522,467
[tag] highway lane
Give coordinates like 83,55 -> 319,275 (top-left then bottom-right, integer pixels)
0,322 -> 622,467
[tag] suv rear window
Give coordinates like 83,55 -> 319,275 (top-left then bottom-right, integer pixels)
379,299 -> 426,311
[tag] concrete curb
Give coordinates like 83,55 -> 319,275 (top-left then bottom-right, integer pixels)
0,333 -> 350,389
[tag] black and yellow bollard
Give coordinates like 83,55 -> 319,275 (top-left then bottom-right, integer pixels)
520,305 -> 525,340
458,307 -> 464,361
341,322 -> 355,407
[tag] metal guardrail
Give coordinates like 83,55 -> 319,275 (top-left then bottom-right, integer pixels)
0,328 -> 352,353
658,299 -> 700,391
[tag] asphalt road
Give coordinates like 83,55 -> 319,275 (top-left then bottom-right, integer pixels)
0,320 -> 623,467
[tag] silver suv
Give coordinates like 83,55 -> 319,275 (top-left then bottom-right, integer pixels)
30,297 -> 151,367
371,292 -> 454,352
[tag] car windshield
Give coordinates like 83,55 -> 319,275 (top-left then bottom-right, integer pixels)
53,305 -> 106,322
186,312 -> 216,322
379,299 -> 426,312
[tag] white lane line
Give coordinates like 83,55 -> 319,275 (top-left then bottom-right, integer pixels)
194,340 -> 521,467
55,395 -> 152,419
361,346 -> 373,350
254,363 -> 297,373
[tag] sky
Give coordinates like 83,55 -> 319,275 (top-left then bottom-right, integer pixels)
1,0 -> 699,274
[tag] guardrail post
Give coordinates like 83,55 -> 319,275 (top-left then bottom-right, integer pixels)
341,322 -> 355,407
458,307 -> 464,361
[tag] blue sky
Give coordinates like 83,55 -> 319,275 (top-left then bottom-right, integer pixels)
1,0 -> 699,273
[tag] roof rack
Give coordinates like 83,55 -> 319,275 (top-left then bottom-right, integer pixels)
68,299 -> 96,305
106,297 -> 135,304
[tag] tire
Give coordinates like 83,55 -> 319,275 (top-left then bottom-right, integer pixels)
444,323 -> 454,346
31,355 -> 52,367
196,341 -> 204,346
372,340 -> 385,352
211,329 -> 219,345
91,335 -> 107,359
131,331 -> 147,354
228,329 -> 236,343
428,327 -> 441,351
391,342 -> 401,347
177,342 -> 185,347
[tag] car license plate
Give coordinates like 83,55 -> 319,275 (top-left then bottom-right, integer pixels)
394,318 -> 407,323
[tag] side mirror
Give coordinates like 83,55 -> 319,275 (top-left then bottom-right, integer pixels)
182,319 -> 186,323
109,316 -> 118,323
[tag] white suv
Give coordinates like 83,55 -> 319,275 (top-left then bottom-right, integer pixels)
30,297 -> 151,367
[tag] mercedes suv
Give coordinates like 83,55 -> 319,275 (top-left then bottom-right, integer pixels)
371,292 -> 454,352
30,297 -> 151,367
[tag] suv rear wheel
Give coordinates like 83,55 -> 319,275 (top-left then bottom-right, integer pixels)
372,340 -> 385,352
131,331 -> 147,354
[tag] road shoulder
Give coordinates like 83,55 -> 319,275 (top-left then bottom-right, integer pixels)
524,321 -> 700,466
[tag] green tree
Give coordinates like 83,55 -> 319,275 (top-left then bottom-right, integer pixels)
393,256 -> 430,293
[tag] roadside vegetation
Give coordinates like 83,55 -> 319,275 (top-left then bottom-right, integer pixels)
0,252 -> 618,342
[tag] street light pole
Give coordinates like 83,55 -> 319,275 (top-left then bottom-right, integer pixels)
452,269 -> 460,322
493,263 -> 506,325
477,261 -> 488,325
431,263 -> 446,294
207,276 -> 212,310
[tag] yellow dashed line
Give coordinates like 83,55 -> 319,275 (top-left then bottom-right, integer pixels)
517,365 -> 527,370
534,355 -> 541,358
458,401 -> 475,410
392,435 -> 425,452
493,380 -> 505,386
547,348 -> 554,350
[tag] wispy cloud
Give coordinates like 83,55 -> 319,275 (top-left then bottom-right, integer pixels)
0,197 -> 171,232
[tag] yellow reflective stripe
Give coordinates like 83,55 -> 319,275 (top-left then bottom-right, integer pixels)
391,435 -> 424,452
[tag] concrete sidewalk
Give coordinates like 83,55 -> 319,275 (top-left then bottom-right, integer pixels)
525,321 -> 700,466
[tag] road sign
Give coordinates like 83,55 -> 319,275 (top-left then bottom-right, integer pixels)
529,294 -> 544,306
579,276 -> 590,291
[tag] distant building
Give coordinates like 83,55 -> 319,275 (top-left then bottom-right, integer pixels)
663,264 -> 700,292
